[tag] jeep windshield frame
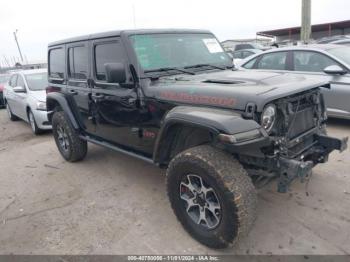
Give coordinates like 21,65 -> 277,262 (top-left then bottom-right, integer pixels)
128,33 -> 232,77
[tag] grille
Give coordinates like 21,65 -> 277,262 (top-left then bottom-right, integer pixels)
287,106 -> 315,139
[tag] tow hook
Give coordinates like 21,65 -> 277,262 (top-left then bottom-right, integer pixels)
277,158 -> 313,193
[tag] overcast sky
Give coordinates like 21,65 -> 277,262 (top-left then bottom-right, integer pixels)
0,0 -> 349,65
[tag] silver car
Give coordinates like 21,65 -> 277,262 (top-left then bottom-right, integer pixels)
239,44 -> 350,120
4,69 -> 51,134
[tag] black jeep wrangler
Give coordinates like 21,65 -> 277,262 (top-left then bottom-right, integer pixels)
46,29 -> 347,248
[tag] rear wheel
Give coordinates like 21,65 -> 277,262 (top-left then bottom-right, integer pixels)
166,145 -> 257,248
6,103 -> 18,121
52,111 -> 87,162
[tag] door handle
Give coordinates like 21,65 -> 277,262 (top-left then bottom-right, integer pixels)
68,89 -> 78,95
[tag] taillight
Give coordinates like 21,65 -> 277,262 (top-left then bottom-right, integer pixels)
46,86 -> 61,94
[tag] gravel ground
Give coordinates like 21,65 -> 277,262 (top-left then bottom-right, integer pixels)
0,109 -> 349,255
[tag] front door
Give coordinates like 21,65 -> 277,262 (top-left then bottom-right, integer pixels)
14,74 -> 28,119
66,41 -> 95,134
322,74 -> 350,118
292,50 -> 350,118
89,37 -> 144,151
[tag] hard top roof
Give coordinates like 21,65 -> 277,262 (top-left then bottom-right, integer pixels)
48,28 -> 212,47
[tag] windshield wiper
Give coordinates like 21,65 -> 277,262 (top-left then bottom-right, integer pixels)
144,67 -> 195,75
184,64 -> 228,70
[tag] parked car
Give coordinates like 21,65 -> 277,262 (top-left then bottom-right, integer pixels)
0,74 -> 10,107
229,49 -> 262,67
239,44 -> 350,119
46,29 -> 347,249
316,35 -> 350,44
330,39 -> 350,46
3,69 -> 51,134
233,42 -> 269,51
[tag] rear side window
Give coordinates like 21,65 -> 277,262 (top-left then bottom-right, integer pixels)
294,51 -> 338,72
94,41 -> 125,81
68,46 -> 88,80
257,52 -> 288,70
49,48 -> 65,78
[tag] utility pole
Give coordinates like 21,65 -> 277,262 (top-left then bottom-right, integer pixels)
301,0 -> 312,44
13,29 -> 24,62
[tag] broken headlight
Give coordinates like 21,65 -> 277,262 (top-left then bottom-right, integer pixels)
261,104 -> 276,133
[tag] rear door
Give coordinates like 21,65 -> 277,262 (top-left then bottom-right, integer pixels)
66,41 -> 95,134
89,37 -> 141,149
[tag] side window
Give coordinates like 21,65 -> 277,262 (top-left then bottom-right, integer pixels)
294,51 -> 338,72
9,75 -> 18,87
49,48 -> 65,78
257,52 -> 288,70
243,57 -> 258,69
68,46 -> 88,80
94,41 -> 126,81
16,75 -> 25,88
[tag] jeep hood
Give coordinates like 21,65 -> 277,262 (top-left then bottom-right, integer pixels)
144,70 -> 329,111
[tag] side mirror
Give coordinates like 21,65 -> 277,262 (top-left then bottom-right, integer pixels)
13,86 -> 26,93
323,65 -> 347,75
104,63 -> 126,84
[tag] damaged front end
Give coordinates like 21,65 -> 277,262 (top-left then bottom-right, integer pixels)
220,88 -> 348,193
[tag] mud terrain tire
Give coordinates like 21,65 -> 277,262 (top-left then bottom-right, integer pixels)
166,145 -> 257,248
52,111 -> 87,162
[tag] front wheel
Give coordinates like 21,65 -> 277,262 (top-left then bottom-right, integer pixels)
6,103 -> 18,121
52,111 -> 87,162
166,145 -> 257,248
28,110 -> 42,135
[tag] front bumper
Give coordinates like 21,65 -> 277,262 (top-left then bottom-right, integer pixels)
222,130 -> 348,193
33,109 -> 52,130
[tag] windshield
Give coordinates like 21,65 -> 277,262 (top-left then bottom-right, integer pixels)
129,33 -> 231,72
25,73 -> 48,91
327,46 -> 350,66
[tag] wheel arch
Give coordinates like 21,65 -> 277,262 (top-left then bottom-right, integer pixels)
46,92 -> 80,130
153,106 -> 261,165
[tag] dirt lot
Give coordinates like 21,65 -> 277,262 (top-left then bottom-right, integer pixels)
0,109 -> 349,255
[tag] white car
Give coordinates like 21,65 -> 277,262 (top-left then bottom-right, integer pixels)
238,44 -> 350,120
4,69 -> 51,134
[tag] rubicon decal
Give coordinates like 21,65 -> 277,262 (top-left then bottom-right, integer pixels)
160,91 -> 235,107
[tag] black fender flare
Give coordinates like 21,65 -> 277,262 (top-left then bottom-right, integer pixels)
46,92 -> 80,130
153,106 -> 261,164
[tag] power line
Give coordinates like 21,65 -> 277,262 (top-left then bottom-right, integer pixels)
13,29 -> 24,62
